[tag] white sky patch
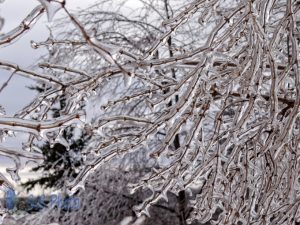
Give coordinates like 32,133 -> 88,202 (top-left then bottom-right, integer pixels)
0,0 -> 98,195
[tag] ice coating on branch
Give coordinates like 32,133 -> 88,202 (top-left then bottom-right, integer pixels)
89,37 -> 120,64
30,40 -> 39,49
1,0 -> 300,224
0,145 -> 44,182
37,0 -> 65,22
0,5 -> 44,47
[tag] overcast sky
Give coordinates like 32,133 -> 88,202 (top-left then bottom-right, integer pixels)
0,0 -> 98,195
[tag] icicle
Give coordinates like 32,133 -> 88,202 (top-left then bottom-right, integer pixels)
67,179 -> 85,196
162,36 -> 169,45
100,105 -> 108,112
54,131 -> 70,150
131,72 -> 136,80
133,204 -> 151,218
96,127 -> 105,137
49,138 -> 55,148
30,40 -> 39,49
186,187 -> 193,197
6,168 -> 20,182
129,184 -> 142,195
37,0 -> 64,22
141,207 -> 151,218
89,37 -> 120,64
149,51 -> 156,59
120,217 -> 134,225
161,190 -> 169,202
0,214 -> 6,225
149,90 -> 153,99
123,75 -> 132,87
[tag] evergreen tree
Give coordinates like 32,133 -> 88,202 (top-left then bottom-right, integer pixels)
23,85 -> 90,191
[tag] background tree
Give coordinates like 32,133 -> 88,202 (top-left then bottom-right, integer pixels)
22,85 -> 91,191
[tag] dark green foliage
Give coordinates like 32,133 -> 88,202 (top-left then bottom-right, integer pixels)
22,131 -> 90,191
23,84 -> 90,191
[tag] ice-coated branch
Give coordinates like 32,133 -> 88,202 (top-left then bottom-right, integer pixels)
0,5 -> 44,46
1,0 -> 300,224
0,60 -> 64,86
0,145 -> 43,160
0,111 -> 84,136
